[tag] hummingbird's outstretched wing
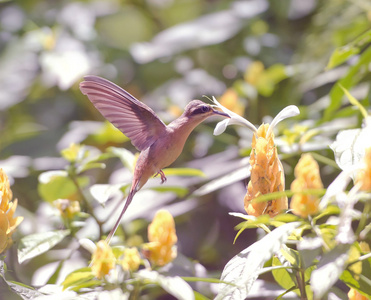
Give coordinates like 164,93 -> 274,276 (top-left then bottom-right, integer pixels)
80,75 -> 167,151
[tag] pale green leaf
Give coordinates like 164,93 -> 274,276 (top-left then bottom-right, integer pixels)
38,171 -> 89,202
338,84 -> 368,119
272,256 -> 296,291
311,244 -> 351,299
18,230 -> 70,264
216,222 -> 300,300
136,270 -> 194,300
327,28 -> 371,69
330,120 -> 371,172
89,183 -> 126,205
61,268 -> 95,291
108,147 -> 136,172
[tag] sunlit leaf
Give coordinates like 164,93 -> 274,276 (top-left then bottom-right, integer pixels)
89,183 -> 125,205
136,270 -> 194,300
192,165 -> 250,197
216,222 -> 300,299
330,120 -> 371,172
61,268 -> 95,291
297,237 -> 322,269
18,230 -> 70,264
338,85 -> 368,119
310,244 -> 351,299
163,168 -> 205,178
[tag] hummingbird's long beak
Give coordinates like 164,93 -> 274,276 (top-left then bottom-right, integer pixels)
212,109 -> 231,118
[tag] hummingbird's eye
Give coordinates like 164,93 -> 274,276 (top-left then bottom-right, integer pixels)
201,105 -> 210,112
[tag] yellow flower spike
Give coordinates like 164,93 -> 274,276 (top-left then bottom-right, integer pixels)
348,288 -> 368,300
290,154 -> 323,218
0,169 -> 23,254
244,124 -> 288,217
211,99 -> 300,217
121,247 -> 141,272
143,210 -> 177,267
6,199 -> 24,236
0,169 -> 12,212
356,147 -> 371,191
91,240 -> 116,279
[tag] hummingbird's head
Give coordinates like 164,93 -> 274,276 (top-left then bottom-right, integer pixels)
183,100 -> 230,120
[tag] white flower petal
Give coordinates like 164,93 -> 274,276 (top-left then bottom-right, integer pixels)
79,238 -> 97,254
268,105 -> 300,137
214,119 -> 230,135
211,96 -> 257,134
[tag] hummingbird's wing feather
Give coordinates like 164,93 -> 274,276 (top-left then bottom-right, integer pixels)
80,75 -> 167,151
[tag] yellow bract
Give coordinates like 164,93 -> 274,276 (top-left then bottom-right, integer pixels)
0,169 -> 23,254
348,288 -> 368,300
91,240 -> 116,279
356,147 -> 371,191
244,124 -> 288,217
290,154 -> 323,218
121,247 -> 141,272
143,210 -> 177,267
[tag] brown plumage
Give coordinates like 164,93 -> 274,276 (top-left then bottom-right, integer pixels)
80,75 -> 229,243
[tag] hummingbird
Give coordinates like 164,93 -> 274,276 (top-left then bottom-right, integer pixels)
80,75 -> 230,243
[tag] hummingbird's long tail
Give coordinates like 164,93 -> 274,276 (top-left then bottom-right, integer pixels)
105,182 -> 139,244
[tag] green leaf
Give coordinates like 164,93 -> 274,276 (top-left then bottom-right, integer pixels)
327,47 -> 359,70
338,84 -> 368,119
163,168 -> 205,177
272,256 -> 296,291
215,222 -> 300,300
18,230 -> 70,264
47,259 -> 65,285
136,270 -> 195,300
89,121 -> 130,144
310,244 -> 351,299
38,170 -> 89,202
327,29 -> 371,69
150,186 -> 189,197
323,46 -> 371,122
61,267 -> 95,291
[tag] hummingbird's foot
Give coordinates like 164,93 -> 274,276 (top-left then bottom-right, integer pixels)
155,170 -> 167,184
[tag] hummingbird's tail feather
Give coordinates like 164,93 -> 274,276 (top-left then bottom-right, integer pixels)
105,182 -> 139,244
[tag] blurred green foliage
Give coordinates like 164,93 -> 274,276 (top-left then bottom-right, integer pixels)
1,0 -> 371,299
